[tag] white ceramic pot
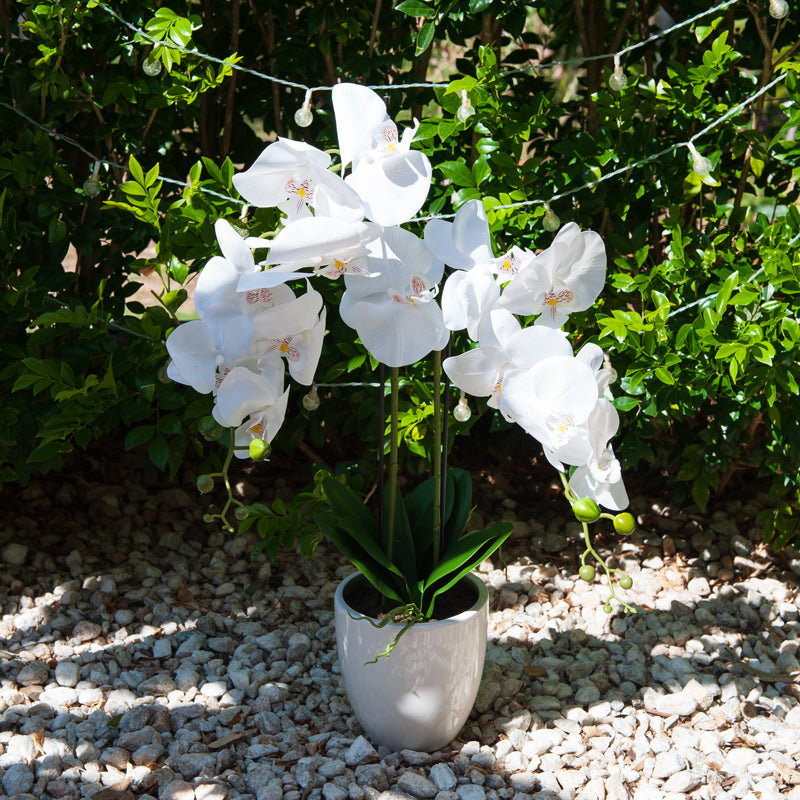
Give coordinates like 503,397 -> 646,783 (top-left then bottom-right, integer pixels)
333,571 -> 488,752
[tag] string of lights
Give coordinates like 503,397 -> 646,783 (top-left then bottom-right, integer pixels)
3,63 -> 787,223
94,0 -> 754,126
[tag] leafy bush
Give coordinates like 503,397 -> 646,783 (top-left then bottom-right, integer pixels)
3,0 -> 800,547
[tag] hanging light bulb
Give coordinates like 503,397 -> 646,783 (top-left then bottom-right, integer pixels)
83,161 -> 102,197
542,204 -> 561,232
456,89 -> 475,123
302,385 -> 320,411
603,352 -> 618,385
294,89 -> 314,127
769,0 -> 789,18
453,392 -> 472,422
608,54 -> 628,91
687,142 -> 712,176
142,54 -> 162,76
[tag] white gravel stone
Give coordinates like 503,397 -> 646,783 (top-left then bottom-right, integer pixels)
430,764 -> 457,791
345,736 -> 378,766
54,660 -> 80,687
397,773 -> 438,798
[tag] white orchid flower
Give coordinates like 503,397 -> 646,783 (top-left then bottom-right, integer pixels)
332,83 -> 432,226
499,222 -> 606,328
239,218 -> 382,288
212,362 -> 285,429
194,219 -> 261,320
422,200 -> 499,339
500,355 -> 598,469
423,199 -> 495,272
492,245 -> 535,283
339,226 -> 448,368
251,285 -> 326,386
440,267 -> 500,341
443,310 -> 572,409
166,307 -> 257,395
569,399 -> 629,510
233,386 -> 291,460
232,138 -> 364,223
576,341 -> 614,395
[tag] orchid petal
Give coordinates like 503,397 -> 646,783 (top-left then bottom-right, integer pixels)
441,268 -> 500,340
345,150 -> 432,226
165,320 -> 218,394
212,366 -> 283,428
233,387 -> 291,459
332,83 -> 390,168
443,347 -> 507,397
341,292 -> 448,368
253,286 -> 323,340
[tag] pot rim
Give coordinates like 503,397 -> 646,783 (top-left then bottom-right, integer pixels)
334,570 -> 488,629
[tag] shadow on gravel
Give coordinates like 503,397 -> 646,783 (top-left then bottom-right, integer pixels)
2,448 -> 800,799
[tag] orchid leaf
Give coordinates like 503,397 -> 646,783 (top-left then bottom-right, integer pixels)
420,521 -> 512,615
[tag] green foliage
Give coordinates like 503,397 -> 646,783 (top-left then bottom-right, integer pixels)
315,468 -> 512,618
3,0 -> 800,551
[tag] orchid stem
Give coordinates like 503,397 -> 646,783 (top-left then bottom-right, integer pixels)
432,350 -> 442,565
386,367 -> 399,562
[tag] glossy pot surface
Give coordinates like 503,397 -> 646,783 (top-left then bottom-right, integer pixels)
333,571 -> 488,752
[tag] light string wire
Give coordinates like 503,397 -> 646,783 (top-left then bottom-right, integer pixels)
505,0 -> 740,75
94,0 -> 741,93
2,68 -> 788,221
5,0 -> 777,218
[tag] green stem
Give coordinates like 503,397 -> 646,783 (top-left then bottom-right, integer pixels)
218,432 -> 237,532
387,367 -> 399,562
432,350 -> 442,565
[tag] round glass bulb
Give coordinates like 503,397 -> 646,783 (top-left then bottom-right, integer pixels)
142,57 -> 162,76
456,101 -> 475,124
770,0 -> 789,18
302,389 -> 320,411
453,397 -> 472,422
83,176 -> 102,197
542,207 -> 561,232
295,106 -> 313,127
692,153 -> 712,176
609,69 -> 628,91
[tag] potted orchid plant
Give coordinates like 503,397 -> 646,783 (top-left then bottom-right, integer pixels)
165,83 -> 635,751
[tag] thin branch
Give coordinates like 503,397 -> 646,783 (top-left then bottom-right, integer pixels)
221,0 -> 240,158
368,0 -> 382,57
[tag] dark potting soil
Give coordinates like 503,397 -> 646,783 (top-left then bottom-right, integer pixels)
343,574 -> 479,622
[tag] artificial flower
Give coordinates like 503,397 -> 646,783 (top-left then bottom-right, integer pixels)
339,226 -> 448,367
239,218 -> 382,288
499,222 -> 606,328
212,362 -> 285,429
499,355 -> 598,469
232,138 -> 364,222
569,399 -> 629,510
332,83 -> 432,226
233,386 -> 291,459
443,310 -> 572,408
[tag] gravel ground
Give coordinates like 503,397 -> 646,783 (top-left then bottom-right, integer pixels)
1,450 -> 800,800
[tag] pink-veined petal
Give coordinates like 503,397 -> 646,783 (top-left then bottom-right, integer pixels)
232,139 -> 330,207
443,347 -> 507,397
253,286 -> 323,340
342,293 -> 448,368
212,366 -> 284,428
264,218 -> 381,267
332,83 -> 390,168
